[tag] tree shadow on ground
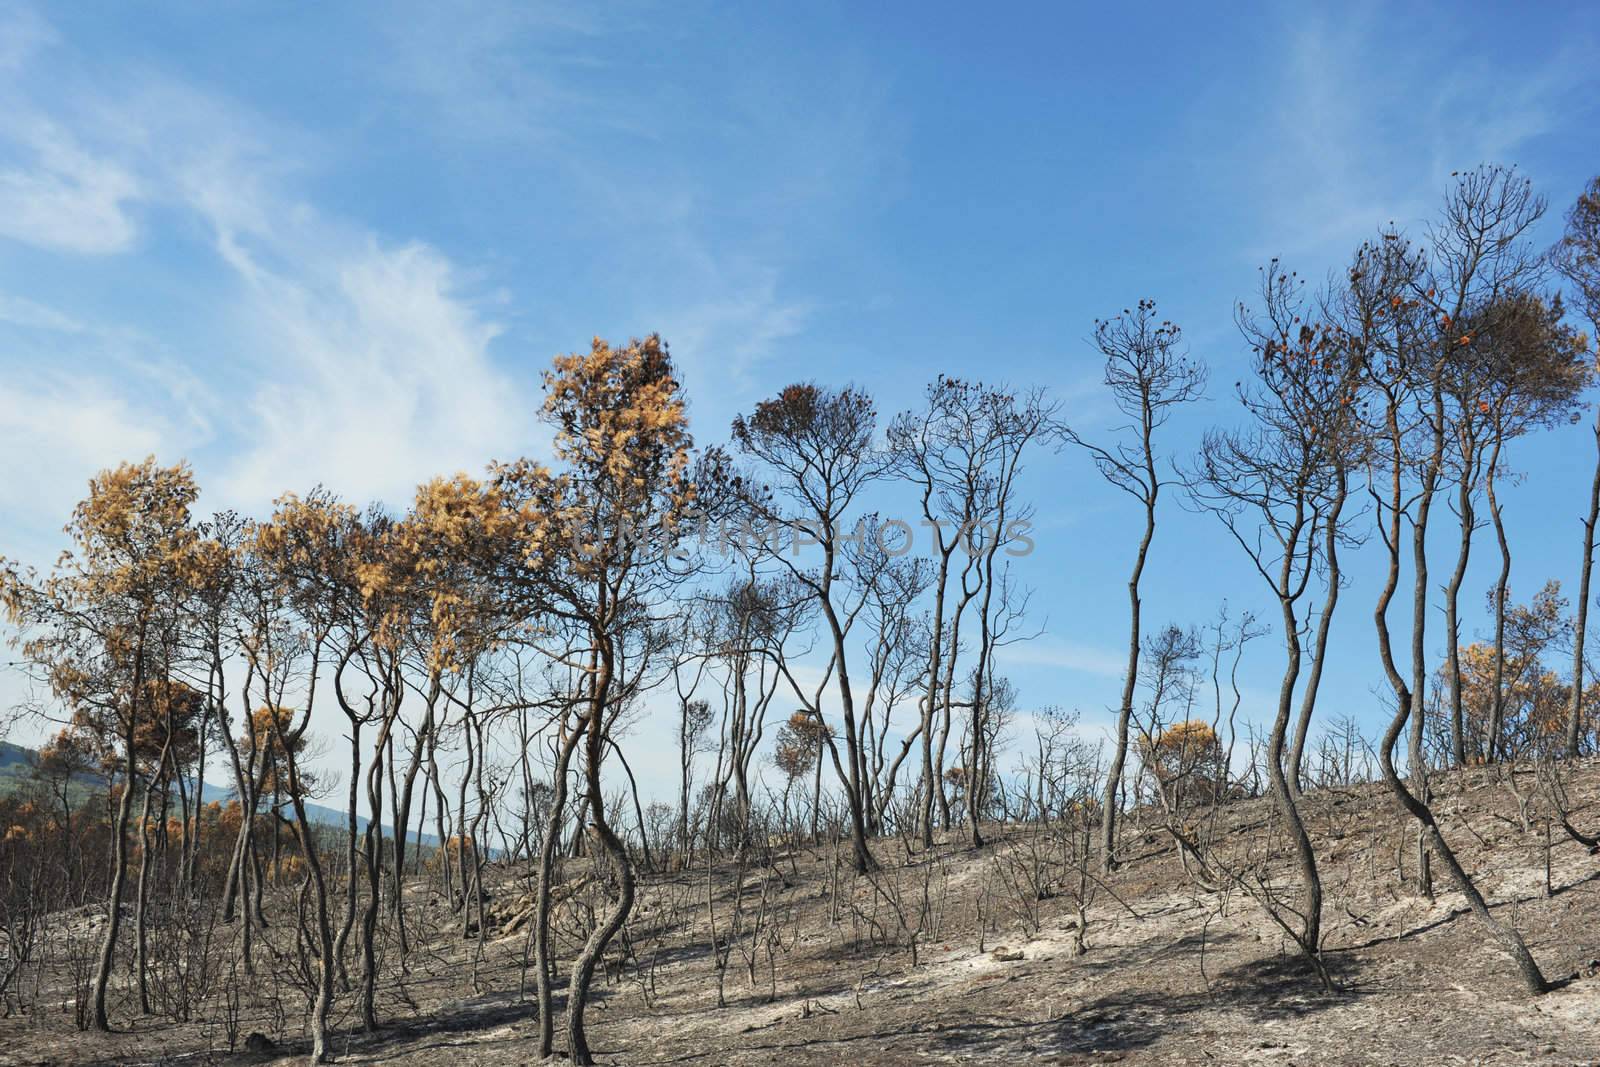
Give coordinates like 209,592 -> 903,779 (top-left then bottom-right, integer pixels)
202,989 -> 544,1066
633,943 -> 1359,1064
1037,951 -> 1361,1057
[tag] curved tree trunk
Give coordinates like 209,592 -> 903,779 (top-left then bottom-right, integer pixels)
932,575 -> 976,831
1568,408 -> 1600,757
610,738 -> 653,873
333,718 -> 361,990
565,642 -> 634,1065
392,681 -> 440,955
133,752 -> 169,1015
269,712 -> 337,1063
1269,585 -> 1329,988
1445,444 -> 1478,768
91,728 -> 138,1032
1289,473 -> 1347,797
1406,383 -> 1447,898
359,681 -> 399,1033
1100,492 -> 1156,871
1374,404 -> 1547,993
1375,663 -> 1549,993
918,531 -> 956,848
817,555 -> 875,873
535,712 -> 584,1059
1486,441 -> 1512,762
877,723 -> 922,830
966,530 -> 1001,850
92,632 -> 146,1033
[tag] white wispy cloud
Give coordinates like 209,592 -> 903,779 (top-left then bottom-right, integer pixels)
374,0 -> 615,144
651,272 -> 812,409
371,3 -> 893,408
1221,5 -> 1596,265
0,290 -> 85,332
0,116 -> 143,254
0,286 -> 214,556
0,372 -> 173,543
996,638 -> 1127,680
214,234 -> 528,511
0,1 -> 54,73
0,6 -> 537,520
0,0 -> 874,520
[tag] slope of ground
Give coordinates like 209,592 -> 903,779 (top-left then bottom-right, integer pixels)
3,762 -> 1599,1066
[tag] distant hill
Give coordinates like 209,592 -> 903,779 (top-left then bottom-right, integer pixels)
1,739 -> 36,770
0,738 -> 82,797
0,740 -> 436,846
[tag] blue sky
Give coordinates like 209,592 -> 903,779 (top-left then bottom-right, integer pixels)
3,1 -> 1599,797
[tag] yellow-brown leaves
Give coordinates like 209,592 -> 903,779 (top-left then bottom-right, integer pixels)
4,457 -> 205,745
129,678 -> 205,771
0,557 -> 31,627
248,705 -> 309,794
254,492 -> 360,577
1143,720 -> 1221,766
249,704 -> 298,740
1139,719 -> 1227,800
356,474 -> 523,671
1450,641 -> 1569,744
542,335 -> 693,552
67,457 -> 200,600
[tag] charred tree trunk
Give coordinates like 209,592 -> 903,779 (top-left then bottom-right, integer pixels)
91,632 -> 145,1033
1101,486 -> 1156,871
1289,472 -> 1346,797
1407,381 -> 1447,897
535,711 -> 584,1059
92,734 -> 137,1031
1444,437 -> 1479,768
269,711 -> 337,1062
1486,440 -> 1512,762
565,632 -> 636,1066
1375,399 -> 1548,993
1569,405 -> 1600,756
1268,559 -> 1330,988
